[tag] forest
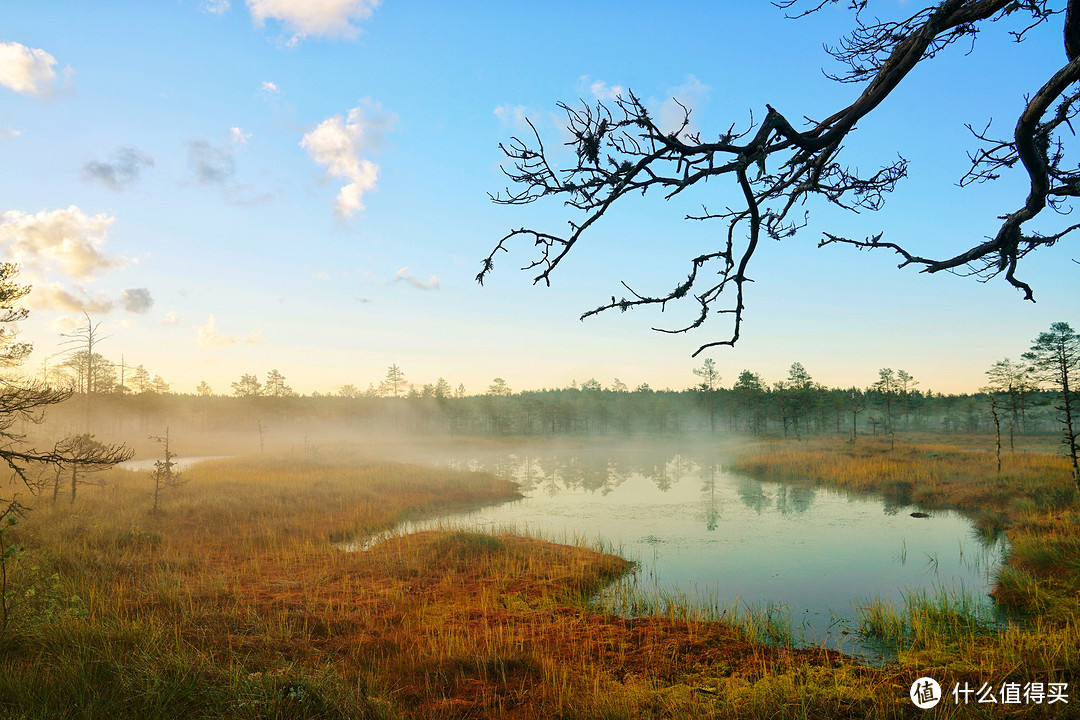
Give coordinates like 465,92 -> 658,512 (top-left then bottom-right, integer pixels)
38,349 -> 1070,445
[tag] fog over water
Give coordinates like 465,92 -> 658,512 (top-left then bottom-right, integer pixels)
118,456 -> 231,472
377,442 -> 1006,657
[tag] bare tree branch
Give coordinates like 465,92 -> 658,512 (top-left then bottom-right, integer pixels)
481,0 -> 1077,354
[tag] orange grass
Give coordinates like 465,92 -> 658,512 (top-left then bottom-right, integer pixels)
731,436 -> 1075,514
2,451 -> 871,719
4,443 -> 1074,718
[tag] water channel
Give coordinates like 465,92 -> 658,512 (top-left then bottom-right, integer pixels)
379,442 -> 1007,658
118,456 -> 231,472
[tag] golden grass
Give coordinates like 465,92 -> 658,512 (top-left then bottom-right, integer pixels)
0,450 -> 860,719
2,439 -> 1076,718
730,436 -> 1075,514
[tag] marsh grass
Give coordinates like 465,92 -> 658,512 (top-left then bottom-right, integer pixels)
730,436 -> 1076,514
0,451 -> 851,719
597,578 -> 799,650
730,435 -> 1080,717
2,440 -> 1076,719
856,588 -> 1001,651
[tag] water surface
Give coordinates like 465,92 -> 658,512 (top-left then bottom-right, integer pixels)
118,456 -> 230,472
382,443 -> 1005,656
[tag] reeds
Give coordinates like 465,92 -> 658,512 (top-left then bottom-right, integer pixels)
856,587 -> 1000,651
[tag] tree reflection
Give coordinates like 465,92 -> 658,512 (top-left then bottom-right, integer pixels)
699,463 -> 721,531
536,454 -> 563,496
648,463 -> 672,491
668,453 -> 691,483
491,453 -> 516,484
516,453 -> 540,493
462,447 -> 819,518
573,453 -> 612,493
602,460 -> 630,495
735,475 -> 770,514
775,485 -> 815,515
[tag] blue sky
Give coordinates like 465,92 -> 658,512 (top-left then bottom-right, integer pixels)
1,1 -> 1075,395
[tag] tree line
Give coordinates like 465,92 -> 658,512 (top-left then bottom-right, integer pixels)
25,302 -> 1077,488
41,323 -> 1075,452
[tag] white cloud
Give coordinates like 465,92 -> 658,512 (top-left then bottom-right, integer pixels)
120,287 -> 153,313
247,0 -> 381,43
202,0 -> 231,14
50,315 -> 82,333
195,315 -> 262,347
591,80 -> 622,100
0,206 -> 120,280
301,100 -> 393,219
161,310 -> 179,326
27,283 -> 114,314
395,266 -> 439,290
657,75 -> 710,135
493,104 -> 533,131
230,126 -> 251,145
0,41 -> 59,96
188,140 -> 236,184
579,76 -> 622,101
1,127 -> 20,141
25,283 -> 159,317
260,80 -> 280,94
196,315 -> 236,348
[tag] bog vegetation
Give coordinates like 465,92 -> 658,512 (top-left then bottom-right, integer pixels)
0,440 -> 1076,719
1,259 -> 1078,717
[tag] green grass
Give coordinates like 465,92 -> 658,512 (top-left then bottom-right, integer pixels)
856,588 -> 1002,652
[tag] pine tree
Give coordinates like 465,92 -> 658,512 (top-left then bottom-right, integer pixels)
1023,322 -> 1080,490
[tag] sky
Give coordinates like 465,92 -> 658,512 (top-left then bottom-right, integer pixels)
0,1 -> 1076,396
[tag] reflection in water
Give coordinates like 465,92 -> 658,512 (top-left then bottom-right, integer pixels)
385,443 -> 1006,658
649,463 -> 671,492
700,464 -> 721,531
776,485 -> 815,515
736,476 -> 771,514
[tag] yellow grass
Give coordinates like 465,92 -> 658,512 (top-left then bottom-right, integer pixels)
1,439 -> 1076,718
731,436 -> 1076,514
0,451 -> 854,719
